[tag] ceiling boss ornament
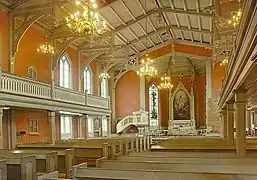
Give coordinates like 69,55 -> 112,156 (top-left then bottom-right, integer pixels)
66,0 -> 106,37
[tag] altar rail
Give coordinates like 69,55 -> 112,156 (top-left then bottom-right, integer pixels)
0,72 -> 109,109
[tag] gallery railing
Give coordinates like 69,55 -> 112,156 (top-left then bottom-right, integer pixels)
0,72 -> 109,109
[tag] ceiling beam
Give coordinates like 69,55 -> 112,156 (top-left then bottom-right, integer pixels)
80,25 -> 213,50
0,2 -> 9,12
50,7 -> 212,39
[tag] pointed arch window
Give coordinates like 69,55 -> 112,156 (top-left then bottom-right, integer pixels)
83,66 -> 93,94
60,55 -> 71,88
149,84 -> 159,126
100,78 -> 108,98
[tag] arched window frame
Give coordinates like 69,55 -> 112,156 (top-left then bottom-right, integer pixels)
83,66 -> 93,94
100,78 -> 108,98
28,66 -> 37,80
59,54 -> 72,89
149,84 -> 159,127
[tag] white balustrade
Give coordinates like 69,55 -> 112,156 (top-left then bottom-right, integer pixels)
0,73 -> 109,109
54,86 -> 85,105
116,111 -> 149,133
87,94 -> 109,109
1,73 -> 51,99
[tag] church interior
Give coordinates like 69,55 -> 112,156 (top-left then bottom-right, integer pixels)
0,0 -> 257,179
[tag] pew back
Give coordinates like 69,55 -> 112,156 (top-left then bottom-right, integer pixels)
0,160 -> 7,180
0,155 -> 36,180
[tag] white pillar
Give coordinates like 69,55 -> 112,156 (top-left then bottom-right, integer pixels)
140,76 -> 145,110
107,116 -> 111,137
226,102 -> 234,145
246,110 -> 251,133
0,108 -> 3,149
220,108 -> 227,139
7,109 -> 16,149
206,60 -> 212,127
48,111 -> 56,144
78,51 -> 82,92
111,87 -> 116,133
235,89 -> 247,157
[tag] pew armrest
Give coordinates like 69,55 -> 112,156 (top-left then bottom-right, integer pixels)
72,162 -> 87,179
37,171 -> 58,180
96,156 -> 107,168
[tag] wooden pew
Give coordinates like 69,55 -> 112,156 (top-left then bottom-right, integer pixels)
0,155 -> 36,180
37,171 -> 58,180
0,150 -> 58,176
17,144 -> 103,167
129,151 -> 237,158
97,159 -> 257,173
0,160 -> 7,180
73,166 -> 257,180
14,148 -> 75,178
117,155 -> 257,165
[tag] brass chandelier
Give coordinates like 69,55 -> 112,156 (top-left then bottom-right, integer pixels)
66,0 -> 106,36
136,54 -> 157,77
158,74 -> 173,90
228,8 -> 242,28
37,40 -> 55,55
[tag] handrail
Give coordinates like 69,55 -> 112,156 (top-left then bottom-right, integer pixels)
116,111 -> 149,133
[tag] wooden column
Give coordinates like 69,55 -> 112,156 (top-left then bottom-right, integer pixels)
107,116 -> 111,137
0,108 -> 3,149
220,108 -> 227,139
84,114 -> 89,140
6,109 -> 16,149
235,89 -> 247,157
226,101 -> 234,145
48,111 -> 56,144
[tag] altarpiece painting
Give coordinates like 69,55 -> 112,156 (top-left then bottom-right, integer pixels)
173,89 -> 190,120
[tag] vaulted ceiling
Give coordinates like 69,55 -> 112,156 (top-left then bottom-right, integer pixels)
0,0 -> 241,75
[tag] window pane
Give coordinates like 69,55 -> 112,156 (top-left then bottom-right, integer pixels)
149,84 -> 159,126
60,115 -> 73,140
59,56 -> 71,88
84,66 -> 92,94
101,78 -> 108,98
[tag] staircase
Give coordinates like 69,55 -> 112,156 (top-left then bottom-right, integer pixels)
116,110 -> 149,134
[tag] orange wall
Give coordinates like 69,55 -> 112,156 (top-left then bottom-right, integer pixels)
15,109 -> 50,144
212,64 -> 225,98
195,73 -> 206,127
115,70 -> 140,118
0,10 -> 9,72
15,27 -> 51,83
13,108 -> 78,144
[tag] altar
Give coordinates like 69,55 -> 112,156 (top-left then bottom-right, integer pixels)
168,83 -> 197,136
